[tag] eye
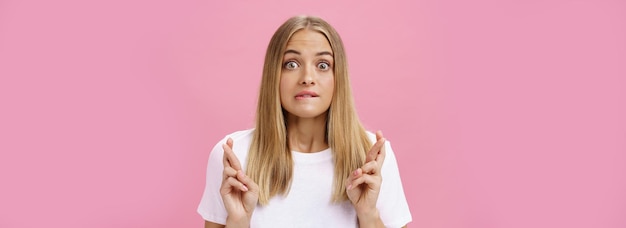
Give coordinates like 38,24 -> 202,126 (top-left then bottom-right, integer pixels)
284,61 -> 299,70
317,62 -> 330,71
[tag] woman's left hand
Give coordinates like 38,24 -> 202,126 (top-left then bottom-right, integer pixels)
346,130 -> 386,219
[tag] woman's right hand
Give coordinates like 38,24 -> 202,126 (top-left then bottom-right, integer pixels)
220,138 -> 259,228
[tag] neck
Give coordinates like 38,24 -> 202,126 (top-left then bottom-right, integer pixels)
286,112 -> 329,153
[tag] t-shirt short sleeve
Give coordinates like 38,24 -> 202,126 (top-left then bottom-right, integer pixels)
197,129 -> 254,224
197,136 -> 229,224
369,133 -> 413,227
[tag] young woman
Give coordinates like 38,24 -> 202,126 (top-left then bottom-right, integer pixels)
198,15 -> 412,228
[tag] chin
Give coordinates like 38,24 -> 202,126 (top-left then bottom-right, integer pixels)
286,109 -> 328,119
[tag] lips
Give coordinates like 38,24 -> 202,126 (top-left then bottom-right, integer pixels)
295,90 -> 319,99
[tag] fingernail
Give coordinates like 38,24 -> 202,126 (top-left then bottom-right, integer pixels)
353,170 -> 358,176
242,185 -> 248,191
347,184 -> 352,190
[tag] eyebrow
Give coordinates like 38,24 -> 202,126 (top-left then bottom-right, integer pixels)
284,49 -> 334,57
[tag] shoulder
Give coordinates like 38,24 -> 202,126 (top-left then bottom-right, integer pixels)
209,129 -> 254,156
364,130 -> 378,143
364,130 -> 392,148
211,129 -> 255,148
223,128 -> 255,142
208,129 -> 254,165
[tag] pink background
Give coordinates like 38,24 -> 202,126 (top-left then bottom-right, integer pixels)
1,0 -> 625,227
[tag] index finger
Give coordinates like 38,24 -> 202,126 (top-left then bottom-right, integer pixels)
366,131 -> 385,163
222,138 -> 242,170
376,137 -> 386,166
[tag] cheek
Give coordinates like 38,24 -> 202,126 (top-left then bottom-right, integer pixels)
323,76 -> 335,93
279,74 -> 293,101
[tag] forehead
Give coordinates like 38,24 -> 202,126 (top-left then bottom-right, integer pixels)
285,29 -> 332,52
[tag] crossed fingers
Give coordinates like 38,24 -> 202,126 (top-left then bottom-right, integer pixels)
221,138 -> 249,192
347,131 -> 387,190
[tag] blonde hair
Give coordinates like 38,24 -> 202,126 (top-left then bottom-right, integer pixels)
246,15 -> 372,205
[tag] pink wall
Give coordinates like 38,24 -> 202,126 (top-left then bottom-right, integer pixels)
1,0 -> 624,227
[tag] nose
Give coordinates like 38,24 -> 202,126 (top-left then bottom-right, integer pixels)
300,65 -> 315,85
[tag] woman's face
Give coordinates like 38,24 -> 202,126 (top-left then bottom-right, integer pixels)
279,29 -> 335,119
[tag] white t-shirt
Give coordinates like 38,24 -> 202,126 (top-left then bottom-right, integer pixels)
197,129 -> 412,227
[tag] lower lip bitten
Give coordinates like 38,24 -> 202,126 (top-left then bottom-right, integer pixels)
295,95 -> 316,100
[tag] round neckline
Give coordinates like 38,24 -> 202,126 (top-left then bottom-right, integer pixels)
291,147 -> 332,163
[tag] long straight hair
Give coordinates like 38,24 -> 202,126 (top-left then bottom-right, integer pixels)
246,15 -> 372,205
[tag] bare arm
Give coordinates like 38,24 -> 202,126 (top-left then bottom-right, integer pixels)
204,221 -> 224,228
